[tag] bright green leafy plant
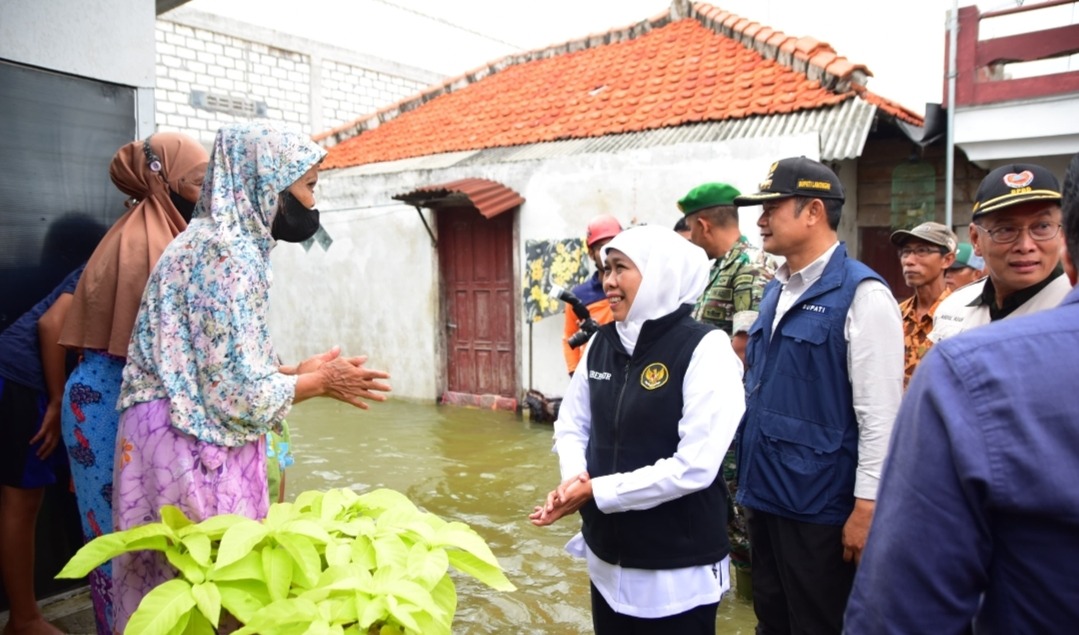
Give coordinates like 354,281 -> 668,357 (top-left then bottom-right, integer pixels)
58,488 -> 515,634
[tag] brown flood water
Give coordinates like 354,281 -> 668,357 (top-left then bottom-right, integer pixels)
285,398 -> 757,634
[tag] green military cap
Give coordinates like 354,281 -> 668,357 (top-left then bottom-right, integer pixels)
677,182 -> 742,216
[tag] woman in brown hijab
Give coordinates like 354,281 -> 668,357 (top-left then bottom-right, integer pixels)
57,131 -> 208,635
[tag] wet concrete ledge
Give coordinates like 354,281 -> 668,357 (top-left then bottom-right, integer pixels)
0,586 -> 95,635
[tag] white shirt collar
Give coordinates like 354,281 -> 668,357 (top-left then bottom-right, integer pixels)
774,241 -> 840,287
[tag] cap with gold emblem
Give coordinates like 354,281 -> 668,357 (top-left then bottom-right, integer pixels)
733,156 -> 845,205
971,163 -> 1061,219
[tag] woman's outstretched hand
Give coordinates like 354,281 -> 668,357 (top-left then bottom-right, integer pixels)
318,355 -> 391,409
292,350 -> 391,407
280,346 -> 341,375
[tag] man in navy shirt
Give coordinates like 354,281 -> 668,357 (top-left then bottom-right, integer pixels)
0,264 -> 85,634
845,152 -> 1079,633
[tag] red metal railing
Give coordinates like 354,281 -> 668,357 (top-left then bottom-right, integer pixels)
946,1 -> 1079,107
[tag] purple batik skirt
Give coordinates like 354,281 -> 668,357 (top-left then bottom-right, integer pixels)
111,398 -> 268,634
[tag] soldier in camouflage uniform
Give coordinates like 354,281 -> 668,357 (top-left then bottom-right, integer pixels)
678,182 -> 777,582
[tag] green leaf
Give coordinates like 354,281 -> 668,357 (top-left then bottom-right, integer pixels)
178,606 -> 215,635
324,518 -> 367,538
319,488 -> 350,522
61,522 -> 174,578
276,533 -> 322,589
293,489 -> 324,514
324,542 -> 352,568
408,608 -> 451,635
190,582 -> 222,628
125,536 -> 170,554
368,566 -> 406,597
349,535 -> 377,571
374,508 -> 435,545
357,595 -> 389,630
446,550 -> 516,592
320,595 -> 357,624
57,533 -> 134,578
385,578 -> 445,620
300,621 -> 337,635
181,533 -> 212,567
405,544 -> 448,589
353,517 -> 377,537
216,580 -> 271,624
264,501 -> 297,530
355,489 -> 415,516
431,522 -> 500,566
262,545 -> 294,602
186,513 -> 248,540
125,578 -> 197,635
428,575 -> 457,622
159,505 -> 194,532
232,598 -> 320,635
279,519 -> 333,544
371,535 -> 409,572
215,519 -> 269,569
206,550 -> 263,582
124,521 -> 179,543
312,564 -> 373,595
163,607 -> 191,635
384,594 -> 421,633
166,550 -> 206,584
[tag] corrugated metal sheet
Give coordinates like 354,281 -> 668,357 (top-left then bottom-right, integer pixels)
392,178 -> 525,219
330,150 -> 482,178
358,99 -> 877,175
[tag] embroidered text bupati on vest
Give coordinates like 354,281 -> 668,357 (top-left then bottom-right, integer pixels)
737,243 -> 883,525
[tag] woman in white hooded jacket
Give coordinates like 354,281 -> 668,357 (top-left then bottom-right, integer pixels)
530,224 -> 746,633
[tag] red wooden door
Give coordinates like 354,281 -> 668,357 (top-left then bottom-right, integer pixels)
437,207 -> 516,397
858,226 -> 906,301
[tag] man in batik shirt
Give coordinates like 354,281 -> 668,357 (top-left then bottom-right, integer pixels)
890,221 -> 957,388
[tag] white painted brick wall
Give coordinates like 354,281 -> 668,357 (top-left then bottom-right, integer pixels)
155,14 -> 441,146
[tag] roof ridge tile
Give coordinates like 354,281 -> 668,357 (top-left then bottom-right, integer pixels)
319,1 -> 920,169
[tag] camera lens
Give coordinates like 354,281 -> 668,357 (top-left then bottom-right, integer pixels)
567,330 -> 590,349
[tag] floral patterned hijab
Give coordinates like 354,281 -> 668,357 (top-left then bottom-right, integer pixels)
120,123 -> 326,447
196,122 -> 327,253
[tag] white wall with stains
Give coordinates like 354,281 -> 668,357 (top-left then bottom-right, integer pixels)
268,133 -> 821,403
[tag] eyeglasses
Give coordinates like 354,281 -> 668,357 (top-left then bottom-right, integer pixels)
898,245 -> 947,259
974,221 -> 1062,244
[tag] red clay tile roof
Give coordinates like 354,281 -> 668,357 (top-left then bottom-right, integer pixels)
393,178 -> 524,219
319,2 -> 922,170
855,87 -> 924,126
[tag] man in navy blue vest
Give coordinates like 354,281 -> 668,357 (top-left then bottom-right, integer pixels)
732,157 -> 904,634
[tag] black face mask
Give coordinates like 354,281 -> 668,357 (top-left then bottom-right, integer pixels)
271,190 -> 320,243
169,189 -> 197,223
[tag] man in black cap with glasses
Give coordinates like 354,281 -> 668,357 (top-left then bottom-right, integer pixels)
931,163 -> 1068,342
845,155 -> 1079,635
